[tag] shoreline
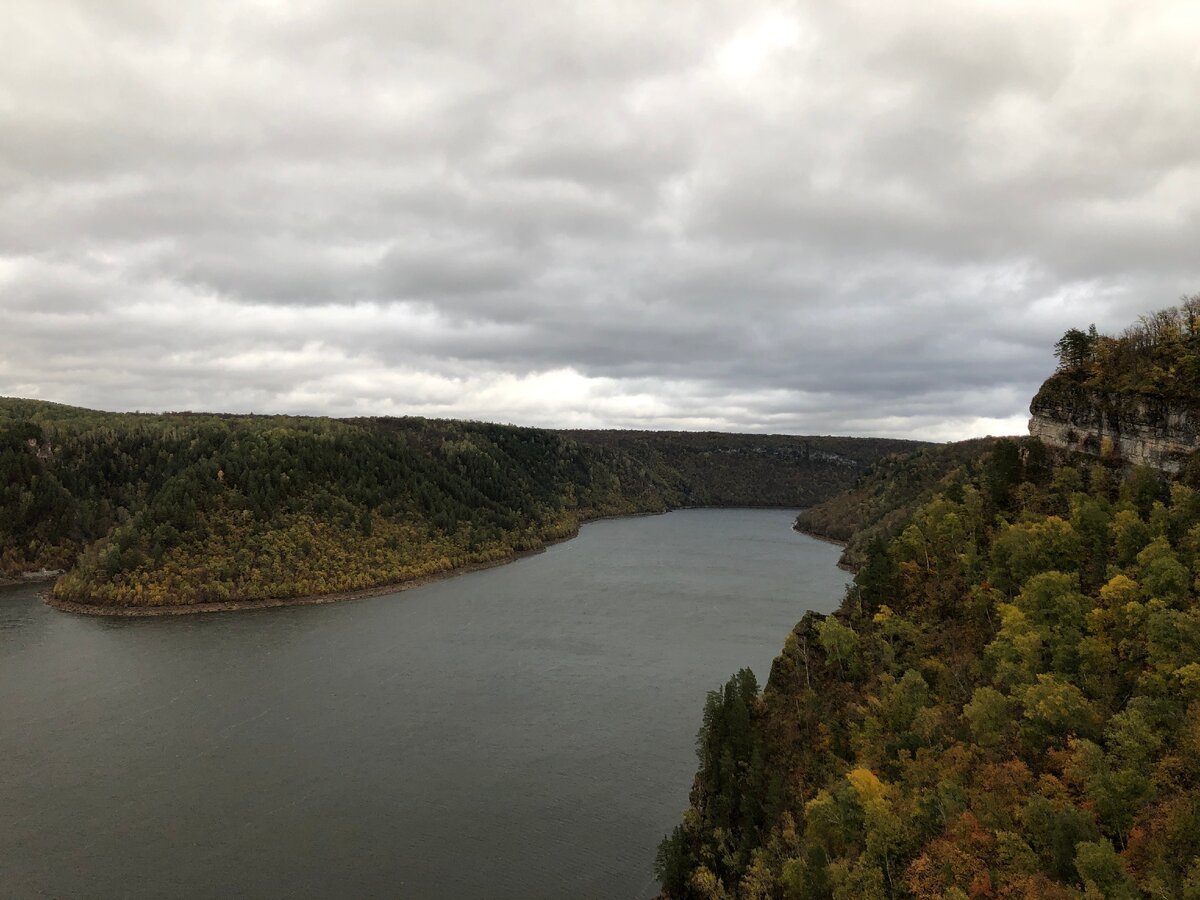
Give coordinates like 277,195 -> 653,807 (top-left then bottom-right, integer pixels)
790,524 -> 849,549
41,506 -> 830,619
791,524 -> 858,573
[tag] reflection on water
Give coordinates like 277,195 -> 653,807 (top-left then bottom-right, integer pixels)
0,509 -> 846,899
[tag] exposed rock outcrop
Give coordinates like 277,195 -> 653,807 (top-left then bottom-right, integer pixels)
1028,374 -> 1200,473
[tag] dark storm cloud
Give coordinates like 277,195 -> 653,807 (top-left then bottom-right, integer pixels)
2,0 -> 1199,437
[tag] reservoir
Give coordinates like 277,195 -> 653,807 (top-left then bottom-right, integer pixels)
0,509 -> 846,898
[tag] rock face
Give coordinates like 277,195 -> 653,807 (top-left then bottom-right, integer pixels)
1029,377 -> 1200,474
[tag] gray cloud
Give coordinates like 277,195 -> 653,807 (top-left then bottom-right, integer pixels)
2,0 -> 1199,438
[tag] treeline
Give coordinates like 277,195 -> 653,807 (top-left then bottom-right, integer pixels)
1046,294 -> 1200,405
0,399 -> 911,607
659,432 -> 1200,898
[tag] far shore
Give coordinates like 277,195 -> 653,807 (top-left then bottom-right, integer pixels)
37,505 -> 831,618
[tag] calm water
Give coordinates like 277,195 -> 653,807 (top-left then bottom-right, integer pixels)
0,509 -> 846,899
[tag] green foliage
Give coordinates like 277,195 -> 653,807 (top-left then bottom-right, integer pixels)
657,669 -> 767,896
794,437 -> 998,569
817,617 -> 858,677
962,687 -> 1011,748
1074,839 -> 1138,899
1054,325 -> 1100,371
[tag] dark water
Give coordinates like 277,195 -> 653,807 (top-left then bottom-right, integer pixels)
0,509 -> 846,899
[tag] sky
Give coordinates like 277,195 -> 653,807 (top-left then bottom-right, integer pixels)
2,1 -> 1199,440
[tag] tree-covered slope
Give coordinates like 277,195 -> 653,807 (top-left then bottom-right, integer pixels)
660,436 -> 1200,898
0,398 -> 910,609
1,400 -> 676,606
794,438 -> 1003,569
563,431 -> 925,509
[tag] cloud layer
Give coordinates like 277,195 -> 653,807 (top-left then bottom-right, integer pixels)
3,0 -> 1199,438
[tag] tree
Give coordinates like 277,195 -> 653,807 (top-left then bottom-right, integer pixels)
1136,537 -> 1190,604
818,617 -> 858,678
1074,840 -> 1138,899
1110,509 -> 1152,568
1121,467 -> 1165,519
989,516 -> 1081,595
1023,795 -> 1100,882
1066,707 -> 1160,847
986,603 -> 1044,689
1020,674 -> 1100,745
984,439 -> 1023,508
1012,571 -> 1090,673
1053,326 -> 1098,371
656,824 -> 695,898
844,769 -> 908,894
962,687 -> 1012,749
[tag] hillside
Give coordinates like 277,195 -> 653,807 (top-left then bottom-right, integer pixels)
658,304 -> 1200,899
562,430 -> 924,509
794,438 -> 1001,569
0,398 -> 913,610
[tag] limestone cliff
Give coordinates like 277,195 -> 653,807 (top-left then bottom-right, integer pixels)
1028,372 -> 1200,473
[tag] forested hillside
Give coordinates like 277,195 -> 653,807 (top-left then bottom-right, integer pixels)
564,431 -> 924,509
794,438 -> 1001,569
658,305 -> 1200,899
0,398 -> 910,610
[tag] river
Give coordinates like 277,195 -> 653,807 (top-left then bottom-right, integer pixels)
0,509 -> 847,899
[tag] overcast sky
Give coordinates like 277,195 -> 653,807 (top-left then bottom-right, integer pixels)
2,1 -> 1199,439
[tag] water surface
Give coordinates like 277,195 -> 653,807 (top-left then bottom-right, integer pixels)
0,509 -> 846,898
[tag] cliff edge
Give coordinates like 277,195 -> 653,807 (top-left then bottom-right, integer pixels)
1027,301 -> 1200,473
1028,371 -> 1200,473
